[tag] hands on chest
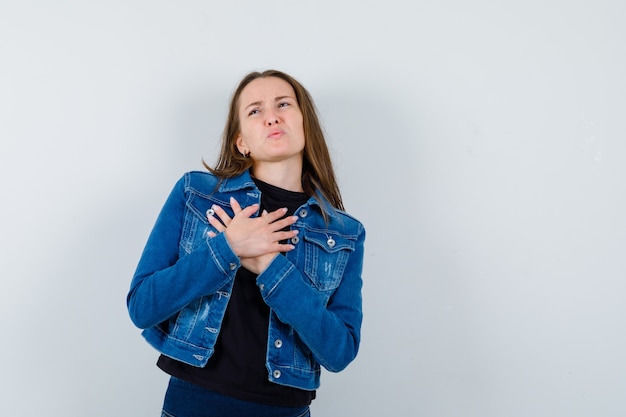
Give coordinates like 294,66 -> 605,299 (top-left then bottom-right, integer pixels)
206,196 -> 299,274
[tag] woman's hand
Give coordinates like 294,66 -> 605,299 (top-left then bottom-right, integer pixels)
207,197 -> 298,273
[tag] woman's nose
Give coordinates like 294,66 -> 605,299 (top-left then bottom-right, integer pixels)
265,111 -> 280,126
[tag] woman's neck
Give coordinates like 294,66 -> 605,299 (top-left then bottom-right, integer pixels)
251,160 -> 304,192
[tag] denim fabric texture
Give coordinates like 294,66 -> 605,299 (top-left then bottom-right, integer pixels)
128,170 -> 365,391
161,377 -> 311,417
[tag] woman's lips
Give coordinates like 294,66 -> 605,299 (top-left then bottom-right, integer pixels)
267,129 -> 285,139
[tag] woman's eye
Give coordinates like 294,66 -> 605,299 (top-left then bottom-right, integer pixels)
248,109 -> 260,116
278,102 -> 289,108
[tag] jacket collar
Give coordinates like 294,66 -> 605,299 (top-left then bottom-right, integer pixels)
217,170 -> 256,193
218,170 -> 340,220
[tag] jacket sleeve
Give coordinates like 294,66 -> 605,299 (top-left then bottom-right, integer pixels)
256,223 -> 365,373
126,175 -> 240,329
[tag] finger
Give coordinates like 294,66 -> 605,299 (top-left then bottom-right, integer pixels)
236,203 -> 260,219
273,242 -> 296,252
212,204 -> 233,226
207,213 -> 226,231
273,229 -> 299,242
263,207 -> 289,224
267,215 -> 299,231
230,196 -> 243,214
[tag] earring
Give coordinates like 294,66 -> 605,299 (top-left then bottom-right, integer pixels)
241,151 -> 250,158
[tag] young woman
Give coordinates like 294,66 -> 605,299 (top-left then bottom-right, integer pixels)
127,70 -> 366,417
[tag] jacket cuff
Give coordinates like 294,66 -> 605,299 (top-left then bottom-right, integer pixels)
207,232 -> 240,278
255,254 -> 296,297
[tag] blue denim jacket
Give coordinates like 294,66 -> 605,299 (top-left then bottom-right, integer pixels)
127,170 -> 365,391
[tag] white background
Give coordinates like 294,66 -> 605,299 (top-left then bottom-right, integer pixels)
1,1 -> 625,416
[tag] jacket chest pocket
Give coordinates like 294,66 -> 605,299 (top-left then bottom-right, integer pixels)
180,194 -> 230,255
303,230 -> 355,291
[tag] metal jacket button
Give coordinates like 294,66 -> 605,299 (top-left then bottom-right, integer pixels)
273,370 -> 282,378
274,339 -> 283,348
291,236 -> 300,244
298,209 -> 308,217
327,237 -> 336,248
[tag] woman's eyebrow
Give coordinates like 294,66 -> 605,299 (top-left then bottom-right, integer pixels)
243,95 -> 295,110
243,100 -> 262,110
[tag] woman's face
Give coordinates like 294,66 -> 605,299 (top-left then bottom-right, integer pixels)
236,77 -> 305,166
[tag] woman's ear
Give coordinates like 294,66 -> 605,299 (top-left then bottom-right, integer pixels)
236,135 -> 248,156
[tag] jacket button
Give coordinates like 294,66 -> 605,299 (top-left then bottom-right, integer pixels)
259,284 -> 265,291
327,237 -> 336,248
229,263 -> 237,271
298,209 -> 308,218
273,370 -> 281,379
291,236 -> 300,244
274,339 -> 283,348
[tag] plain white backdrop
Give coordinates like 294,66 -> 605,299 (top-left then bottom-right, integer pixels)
1,1 -> 625,416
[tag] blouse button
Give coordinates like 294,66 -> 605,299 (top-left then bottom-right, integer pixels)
273,370 -> 282,379
274,339 -> 283,348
